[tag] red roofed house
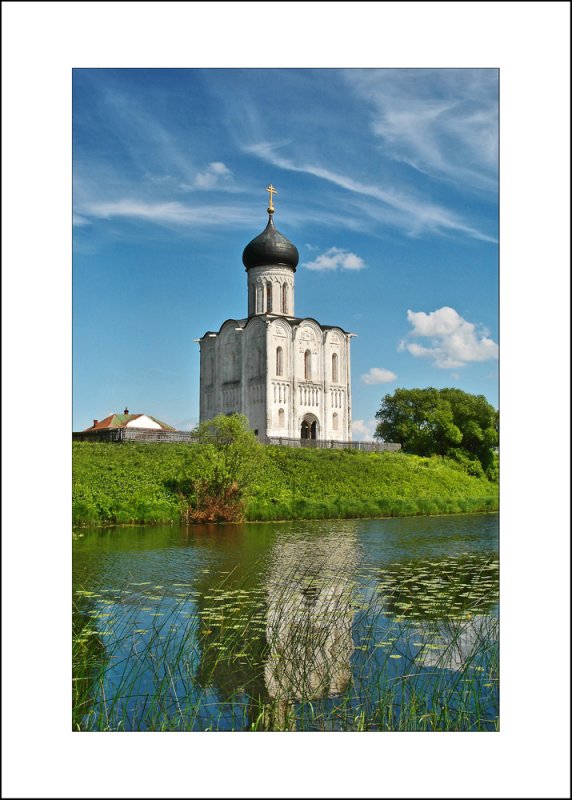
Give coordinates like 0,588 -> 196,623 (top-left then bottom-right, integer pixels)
73,407 -> 181,442
84,407 -> 175,433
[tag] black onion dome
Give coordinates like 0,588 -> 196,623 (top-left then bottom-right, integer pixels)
242,214 -> 299,271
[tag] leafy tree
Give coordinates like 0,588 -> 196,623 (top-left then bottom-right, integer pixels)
375,388 -> 498,479
183,414 -> 263,522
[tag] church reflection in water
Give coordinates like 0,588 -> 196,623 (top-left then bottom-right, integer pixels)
261,533 -> 358,729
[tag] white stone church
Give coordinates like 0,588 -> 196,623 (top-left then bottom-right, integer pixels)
198,187 -> 354,442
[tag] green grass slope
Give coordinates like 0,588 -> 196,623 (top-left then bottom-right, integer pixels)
72,442 -> 498,526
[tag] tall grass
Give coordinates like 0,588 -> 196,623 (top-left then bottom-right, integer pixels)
73,442 -> 499,526
73,552 -> 499,732
245,495 -> 498,522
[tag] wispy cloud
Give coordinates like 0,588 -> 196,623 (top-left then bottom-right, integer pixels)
244,141 -> 496,242
72,213 -> 90,227
77,198 -> 256,228
73,75 -> 241,229
343,69 -> 498,191
361,367 -> 397,384
86,84 -> 198,185
399,306 -> 498,368
304,247 -> 365,271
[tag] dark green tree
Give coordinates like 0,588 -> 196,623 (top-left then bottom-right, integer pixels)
375,388 -> 498,478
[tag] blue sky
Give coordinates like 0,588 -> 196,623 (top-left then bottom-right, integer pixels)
73,68 -> 498,436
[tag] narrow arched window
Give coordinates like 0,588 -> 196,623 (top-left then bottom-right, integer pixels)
332,352 -> 338,383
278,408 -> 285,428
333,412 -> 338,431
304,349 -> 311,380
266,284 -> 273,313
276,346 -> 283,376
257,347 -> 264,377
282,284 -> 288,314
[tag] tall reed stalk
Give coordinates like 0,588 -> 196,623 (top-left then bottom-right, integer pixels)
73,553 -> 498,732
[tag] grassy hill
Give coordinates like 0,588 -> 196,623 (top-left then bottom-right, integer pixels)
73,442 -> 498,526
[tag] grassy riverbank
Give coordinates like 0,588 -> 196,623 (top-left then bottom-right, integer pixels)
72,442 -> 498,526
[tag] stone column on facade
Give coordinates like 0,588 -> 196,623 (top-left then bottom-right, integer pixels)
239,328 -> 247,417
320,330 -> 327,442
264,319 -> 272,441
216,335 -> 224,418
345,333 -> 353,442
291,326 -> 298,440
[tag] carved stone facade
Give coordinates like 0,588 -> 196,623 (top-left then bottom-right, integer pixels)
198,200 -> 353,442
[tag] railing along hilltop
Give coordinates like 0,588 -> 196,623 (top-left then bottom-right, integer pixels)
73,428 -> 400,451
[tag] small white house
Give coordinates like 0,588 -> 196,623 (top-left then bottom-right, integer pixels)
84,409 -> 175,432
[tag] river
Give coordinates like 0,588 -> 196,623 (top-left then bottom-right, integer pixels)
72,513 -> 499,731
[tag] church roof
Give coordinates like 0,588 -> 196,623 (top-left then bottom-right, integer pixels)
242,213 -> 299,272
199,315 -> 355,340
84,413 -> 176,431
274,315 -> 355,335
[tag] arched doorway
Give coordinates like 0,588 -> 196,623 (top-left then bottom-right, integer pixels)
300,415 -> 318,441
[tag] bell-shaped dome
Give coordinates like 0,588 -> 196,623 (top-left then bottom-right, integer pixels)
242,214 -> 299,271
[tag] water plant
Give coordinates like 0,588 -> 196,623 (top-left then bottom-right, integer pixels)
72,546 -> 498,732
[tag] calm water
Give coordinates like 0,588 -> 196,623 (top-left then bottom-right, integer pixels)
72,514 -> 499,731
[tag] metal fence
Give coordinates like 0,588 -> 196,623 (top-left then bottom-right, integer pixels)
72,428 -> 200,444
73,428 -> 400,451
265,437 -> 401,452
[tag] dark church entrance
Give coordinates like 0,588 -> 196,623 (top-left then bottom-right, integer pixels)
301,419 -> 317,440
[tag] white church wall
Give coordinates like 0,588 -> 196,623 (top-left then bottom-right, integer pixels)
199,337 -> 216,422
292,320 -> 325,439
267,318 -> 293,438
295,320 -> 322,381
243,317 -> 267,437
218,321 -> 243,416
200,317 -> 352,441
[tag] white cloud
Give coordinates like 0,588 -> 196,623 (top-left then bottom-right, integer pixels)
78,199 -> 254,228
344,69 -> 498,191
304,247 -> 365,271
352,419 -> 378,441
244,141 -> 496,243
175,417 -> 199,431
194,162 -> 233,189
361,367 -> 397,384
72,214 -> 90,227
400,306 -> 498,368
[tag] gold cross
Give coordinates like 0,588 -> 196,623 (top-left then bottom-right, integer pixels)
266,184 -> 277,211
